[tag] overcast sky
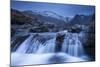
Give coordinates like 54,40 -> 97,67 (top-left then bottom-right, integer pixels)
11,1 -> 95,17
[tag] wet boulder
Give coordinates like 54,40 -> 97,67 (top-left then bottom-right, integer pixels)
55,31 -> 66,52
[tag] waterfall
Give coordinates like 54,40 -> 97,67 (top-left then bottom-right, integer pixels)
13,32 -> 85,56
11,32 -> 88,66
36,38 -> 56,53
62,33 -> 84,57
15,33 -> 57,54
16,35 -> 34,53
16,34 -> 43,53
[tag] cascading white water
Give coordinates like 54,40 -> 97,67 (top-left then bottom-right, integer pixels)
36,38 -> 56,53
15,33 -> 56,54
16,35 -> 34,53
62,33 -> 84,57
11,32 -> 88,66
16,34 -> 43,53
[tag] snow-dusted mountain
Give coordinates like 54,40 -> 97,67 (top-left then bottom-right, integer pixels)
23,10 -> 67,22
22,10 -> 68,28
41,11 -> 66,22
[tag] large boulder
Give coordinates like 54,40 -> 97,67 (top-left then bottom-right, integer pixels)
55,31 -> 66,52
